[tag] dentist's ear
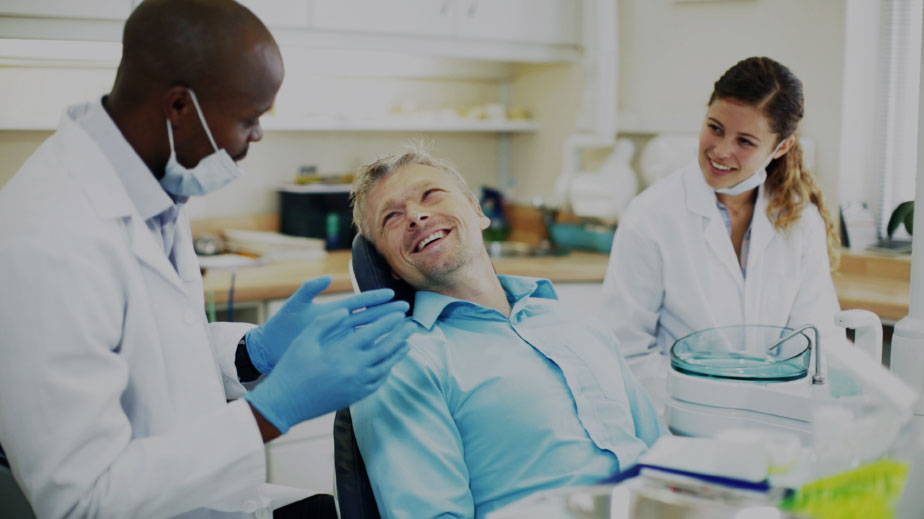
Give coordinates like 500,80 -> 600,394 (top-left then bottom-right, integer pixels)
162,85 -> 191,125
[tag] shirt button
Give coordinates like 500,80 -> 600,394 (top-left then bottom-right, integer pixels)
241,499 -> 259,513
184,310 -> 198,324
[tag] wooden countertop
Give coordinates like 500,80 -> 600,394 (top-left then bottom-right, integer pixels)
201,248 -> 911,323
833,250 -> 910,323
201,250 -> 611,304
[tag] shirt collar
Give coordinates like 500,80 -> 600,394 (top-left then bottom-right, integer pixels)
76,97 -> 176,222
410,275 -> 558,329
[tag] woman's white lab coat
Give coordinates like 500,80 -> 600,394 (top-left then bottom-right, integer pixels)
601,162 -> 842,411
0,104 -> 303,518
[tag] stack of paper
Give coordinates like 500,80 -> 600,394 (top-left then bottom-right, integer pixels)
223,229 -> 327,261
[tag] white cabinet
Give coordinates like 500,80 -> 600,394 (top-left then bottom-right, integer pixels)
309,0 -> 455,37
456,0 -> 579,45
238,0 -> 310,29
266,412 -> 336,493
305,0 -> 578,46
0,0 -> 132,20
0,0 -> 580,63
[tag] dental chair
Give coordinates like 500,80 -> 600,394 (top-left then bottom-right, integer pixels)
0,445 -> 36,519
334,234 -> 415,519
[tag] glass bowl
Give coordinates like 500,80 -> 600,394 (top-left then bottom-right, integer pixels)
670,325 -> 811,381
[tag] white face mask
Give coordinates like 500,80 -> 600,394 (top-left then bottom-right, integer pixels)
160,88 -> 243,197
715,139 -> 786,196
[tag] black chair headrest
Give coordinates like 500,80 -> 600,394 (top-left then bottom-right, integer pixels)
351,234 -> 415,315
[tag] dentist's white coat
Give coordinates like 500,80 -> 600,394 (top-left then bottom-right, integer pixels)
600,162 -> 842,411
0,104 -> 299,518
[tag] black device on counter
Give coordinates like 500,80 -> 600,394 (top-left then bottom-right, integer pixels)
279,184 -> 356,250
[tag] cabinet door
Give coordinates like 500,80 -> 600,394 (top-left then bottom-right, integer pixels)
266,412 -> 336,493
456,0 -> 579,45
0,0 -> 132,20
238,0 -> 310,29
309,0 -> 455,38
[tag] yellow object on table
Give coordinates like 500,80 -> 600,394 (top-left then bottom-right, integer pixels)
779,460 -> 909,519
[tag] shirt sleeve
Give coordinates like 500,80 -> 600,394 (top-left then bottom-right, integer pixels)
351,340 -> 474,519
600,204 -> 665,363
207,321 -> 258,399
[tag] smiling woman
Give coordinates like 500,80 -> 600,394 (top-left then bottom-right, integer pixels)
599,56 -> 845,415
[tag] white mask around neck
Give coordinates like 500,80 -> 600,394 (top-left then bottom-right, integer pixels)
715,139 -> 786,196
160,88 -> 243,197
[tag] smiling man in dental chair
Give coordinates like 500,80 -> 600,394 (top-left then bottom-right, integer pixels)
348,146 -> 666,519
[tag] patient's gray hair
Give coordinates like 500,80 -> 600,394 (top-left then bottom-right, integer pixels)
351,145 -> 479,237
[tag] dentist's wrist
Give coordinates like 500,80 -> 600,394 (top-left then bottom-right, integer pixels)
236,334 -> 262,381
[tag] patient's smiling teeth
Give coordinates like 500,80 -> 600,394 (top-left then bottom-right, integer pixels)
416,230 -> 446,252
710,160 -> 733,171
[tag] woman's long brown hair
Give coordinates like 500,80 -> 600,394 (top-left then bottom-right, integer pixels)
709,57 -> 840,269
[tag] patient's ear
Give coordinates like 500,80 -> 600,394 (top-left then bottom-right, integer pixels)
473,199 -> 491,230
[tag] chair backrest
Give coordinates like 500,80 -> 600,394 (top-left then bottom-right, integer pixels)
333,408 -> 379,519
349,234 -> 416,312
0,447 -> 36,519
335,234 -> 416,519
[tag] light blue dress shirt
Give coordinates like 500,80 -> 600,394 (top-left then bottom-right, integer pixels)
352,275 -> 665,519
716,200 -> 752,277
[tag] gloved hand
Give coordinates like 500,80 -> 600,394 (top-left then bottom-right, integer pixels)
243,308 -> 416,434
245,275 -> 407,374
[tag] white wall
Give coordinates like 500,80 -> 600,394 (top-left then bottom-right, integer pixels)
506,0 -> 849,211
509,62 -> 586,204
618,0 -> 847,207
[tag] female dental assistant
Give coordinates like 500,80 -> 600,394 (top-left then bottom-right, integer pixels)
601,57 -> 843,412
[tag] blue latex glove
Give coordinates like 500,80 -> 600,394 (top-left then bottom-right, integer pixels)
244,309 -> 416,434
245,275 -> 406,374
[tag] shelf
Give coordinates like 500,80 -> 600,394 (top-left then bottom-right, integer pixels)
0,118 -> 538,133
0,121 -> 57,131
261,118 -> 539,133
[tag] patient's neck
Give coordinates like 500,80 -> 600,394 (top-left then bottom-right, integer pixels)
430,251 -> 511,317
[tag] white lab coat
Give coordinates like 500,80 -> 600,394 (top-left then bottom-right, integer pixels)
601,162 -> 842,411
0,105 -> 306,518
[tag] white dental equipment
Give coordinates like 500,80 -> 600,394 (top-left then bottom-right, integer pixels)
665,310 -> 918,445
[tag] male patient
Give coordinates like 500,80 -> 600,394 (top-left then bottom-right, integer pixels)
349,147 -> 665,518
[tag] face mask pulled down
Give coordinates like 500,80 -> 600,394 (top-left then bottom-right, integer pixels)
714,139 -> 786,196
160,89 -> 243,197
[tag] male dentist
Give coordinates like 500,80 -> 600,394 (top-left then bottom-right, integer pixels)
0,1 -> 413,517
349,147 -> 665,519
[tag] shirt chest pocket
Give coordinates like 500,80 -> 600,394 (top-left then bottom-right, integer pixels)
559,329 -> 631,404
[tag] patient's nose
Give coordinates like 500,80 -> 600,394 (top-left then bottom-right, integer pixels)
408,208 -> 430,227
